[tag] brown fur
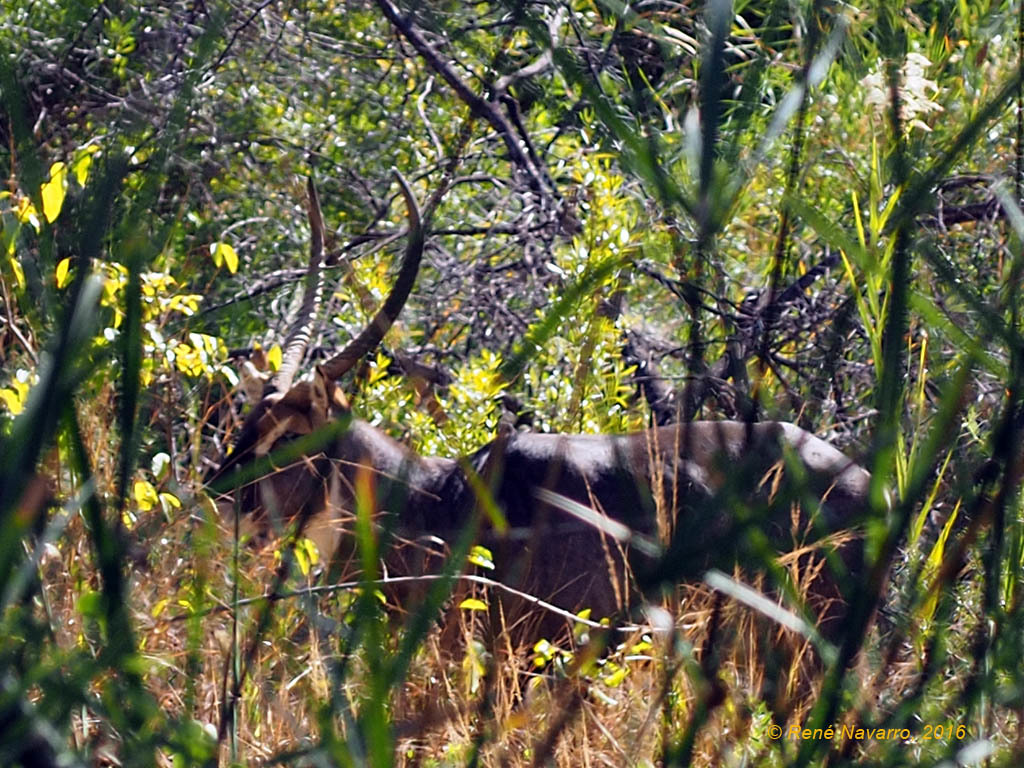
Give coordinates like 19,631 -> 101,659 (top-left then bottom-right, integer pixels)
208,370 -> 871,646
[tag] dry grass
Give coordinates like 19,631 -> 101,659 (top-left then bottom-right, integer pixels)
26,396 -> 922,765
41,499 -> 1024,767
35,494 -> 887,767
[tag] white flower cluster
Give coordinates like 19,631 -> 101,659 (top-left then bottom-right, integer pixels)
860,53 -> 944,132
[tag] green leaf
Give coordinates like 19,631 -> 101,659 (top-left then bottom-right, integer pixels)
77,589 -> 103,618
72,145 -> 100,186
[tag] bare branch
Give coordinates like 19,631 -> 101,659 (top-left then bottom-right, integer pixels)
491,7 -> 565,96
373,0 -> 556,202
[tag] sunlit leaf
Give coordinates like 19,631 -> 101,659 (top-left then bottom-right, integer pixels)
468,544 -> 495,570
151,452 -> 171,479
266,344 -> 282,371
55,257 -> 72,289
151,598 -> 169,618
133,479 -> 159,511
295,537 -> 321,577
920,499 -> 961,623
0,388 -> 23,415
159,492 -> 181,510
173,343 -> 204,377
72,145 -> 100,186
41,162 -> 68,223
532,638 -> 555,666
210,241 -> 238,273
14,196 -> 40,231
8,256 -> 25,289
368,351 -> 391,384
295,545 -> 310,576
603,664 -> 627,687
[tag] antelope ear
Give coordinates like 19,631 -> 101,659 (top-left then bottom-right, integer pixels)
239,360 -> 269,402
315,365 -> 350,413
308,370 -> 330,428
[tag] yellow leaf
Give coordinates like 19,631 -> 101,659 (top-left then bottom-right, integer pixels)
603,665 -> 627,687
174,343 -> 206,377
159,492 -> 181,509
532,638 -> 556,664
368,352 -> 391,384
295,546 -> 310,576
40,162 -> 67,223
295,537 -> 321,577
0,388 -> 23,415
14,196 -> 39,230
222,243 -> 238,273
266,344 -> 282,371
468,544 -> 495,570
55,257 -> 72,288
8,257 -> 24,289
459,598 -> 489,612
72,145 -> 100,186
920,500 -> 961,623
211,242 -> 238,273
133,479 -> 159,511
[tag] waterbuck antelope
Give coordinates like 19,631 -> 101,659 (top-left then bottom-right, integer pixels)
207,174 -> 872,645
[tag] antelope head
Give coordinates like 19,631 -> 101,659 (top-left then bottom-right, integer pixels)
208,171 -> 428,546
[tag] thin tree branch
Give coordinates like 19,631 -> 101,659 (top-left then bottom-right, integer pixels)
373,0 -> 557,202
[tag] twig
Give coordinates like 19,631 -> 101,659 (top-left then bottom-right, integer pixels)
166,572 -> 650,633
491,7 -> 565,96
373,0 -> 556,201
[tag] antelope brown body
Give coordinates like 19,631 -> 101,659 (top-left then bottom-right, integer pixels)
207,174 -> 871,644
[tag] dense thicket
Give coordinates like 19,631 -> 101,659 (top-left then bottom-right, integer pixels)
2,1 -> 1024,765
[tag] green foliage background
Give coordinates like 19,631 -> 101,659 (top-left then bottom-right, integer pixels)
2,0 -> 1024,765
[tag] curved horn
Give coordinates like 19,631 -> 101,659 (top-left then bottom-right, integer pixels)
271,177 -> 326,393
319,169 -> 424,381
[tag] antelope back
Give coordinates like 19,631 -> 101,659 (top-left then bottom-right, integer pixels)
214,373 -> 872,643
455,420 -> 870,641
